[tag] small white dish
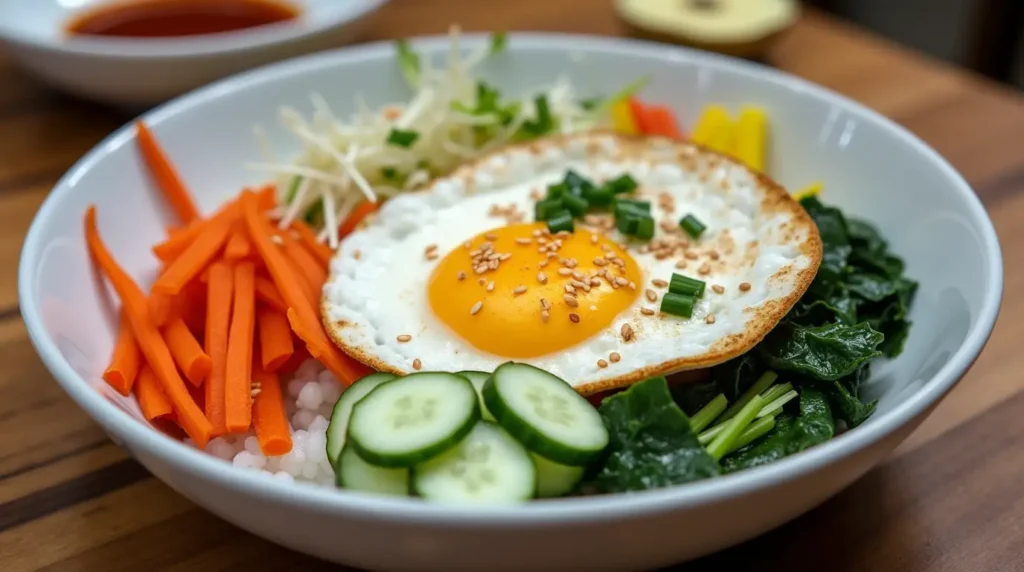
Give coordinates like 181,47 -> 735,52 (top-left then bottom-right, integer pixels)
0,0 -> 388,107
18,33 -> 1003,571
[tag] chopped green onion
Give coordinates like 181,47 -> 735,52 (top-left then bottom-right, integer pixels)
387,128 -> 420,148
303,198 -> 324,226
719,371 -> 778,423
489,32 -> 507,55
562,193 -> 589,217
615,199 -> 651,215
284,176 -> 303,204
635,216 -> 655,240
690,394 -> 727,433
583,185 -> 614,207
758,389 -> 799,419
520,95 -> 556,137
706,394 -> 766,461
679,214 -> 706,238
546,182 -> 568,199
605,174 -> 638,194
660,291 -> 697,318
616,215 -> 639,235
728,416 -> 776,453
563,170 -> 591,192
534,198 -> 564,221
669,273 -> 705,297
546,210 -> 575,234
381,167 -> 400,181
758,382 -> 794,405
395,39 -> 420,88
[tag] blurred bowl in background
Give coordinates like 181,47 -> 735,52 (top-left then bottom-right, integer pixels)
0,0 -> 389,107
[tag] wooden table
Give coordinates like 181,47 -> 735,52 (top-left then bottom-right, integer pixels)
1,2 -> 1022,570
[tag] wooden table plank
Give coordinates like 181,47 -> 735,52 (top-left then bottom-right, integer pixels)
0,1 -> 1021,570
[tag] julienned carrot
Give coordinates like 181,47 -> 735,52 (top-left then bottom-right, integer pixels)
257,307 -> 294,371
152,189 -> 275,263
103,311 -> 141,396
283,237 -> 327,297
290,220 -> 332,266
163,315 -> 212,386
224,223 -> 252,260
224,261 -> 256,432
643,105 -> 683,139
628,98 -> 654,134
285,254 -> 319,307
254,276 -> 287,312
179,276 -> 208,335
251,366 -> 292,456
148,292 -> 174,327
136,364 -> 173,421
135,121 -> 201,224
338,200 -> 378,239
204,261 -> 234,436
152,214 -> 234,296
242,190 -> 370,385
85,206 -> 212,447
278,345 -> 310,377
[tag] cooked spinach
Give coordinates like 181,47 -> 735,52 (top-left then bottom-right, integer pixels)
587,376 -> 720,493
721,388 -> 835,472
758,321 -> 883,381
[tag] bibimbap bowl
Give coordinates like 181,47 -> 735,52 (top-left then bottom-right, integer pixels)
18,32 -> 1002,571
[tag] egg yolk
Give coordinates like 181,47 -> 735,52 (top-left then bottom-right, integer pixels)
428,222 -> 642,358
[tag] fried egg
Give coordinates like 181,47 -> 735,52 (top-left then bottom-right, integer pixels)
322,131 -> 821,394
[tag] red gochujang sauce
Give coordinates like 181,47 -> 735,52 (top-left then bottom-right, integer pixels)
66,0 -> 300,39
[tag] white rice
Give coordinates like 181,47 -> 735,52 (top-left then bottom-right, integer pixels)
186,359 -> 343,487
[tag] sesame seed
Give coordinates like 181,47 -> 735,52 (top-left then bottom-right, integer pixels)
609,352 -> 621,363
413,358 -> 422,370
515,237 -> 532,246
514,285 -> 527,295
590,235 -> 599,244
251,388 -> 262,397
591,277 -> 602,287
457,271 -> 466,281
530,189 -> 543,200
572,271 -> 585,281
537,271 -> 548,284
564,284 -> 576,294
539,260 -> 548,268
564,294 -> 579,307
590,305 -> 598,311
353,249 -> 362,260
739,282 -> 751,292
489,259 -> 499,269
425,244 -> 438,253
397,335 -> 412,342
556,231 -> 571,238
709,250 -> 720,260
270,234 -> 284,245
487,252 -> 501,261
487,281 -> 495,292
698,263 -> 712,275
645,289 -> 658,303
532,229 -> 543,237
478,278 -> 487,286
601,244 -> 613,253
464,240 -> 472,249
558,268 -> 573,276
426,251 -> 439,261
641,308 -> 655,316
620,323 -> 634,341
475,265 -> 488,275
499,253 -> 512,261
546,251 -> 558,259
675,260 -> 687,269
569,313 -> 581,323
612,258 -> 625,268
712,284 -> 725,294
593,257 -> 607,266
685,251 -> 698,260
470,301 -> 483,315
614,277 -> 629,287
655,250 -> 672,260
597,359 -> 608,368
706,313 -> 717,325
541,310 -> 550,322
652,278 -> 668,288
628,281 -> 636,290
540,298 -> 551,310
572,280 -> 589,291
485,233 -> 498,241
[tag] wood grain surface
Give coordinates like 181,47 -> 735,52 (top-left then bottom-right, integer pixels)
1,1 -> 1022,571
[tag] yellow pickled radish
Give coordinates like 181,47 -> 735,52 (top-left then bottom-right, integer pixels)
691,105 -> 733,155
794,182 -> 823,200
735,106 -> 768,172
610,100 -> 639,134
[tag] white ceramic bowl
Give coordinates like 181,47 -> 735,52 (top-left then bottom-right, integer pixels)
0,0 -> 388,107
18,33 -> 1002,571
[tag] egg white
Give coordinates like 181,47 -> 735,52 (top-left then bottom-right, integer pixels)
321,132 -> 820,393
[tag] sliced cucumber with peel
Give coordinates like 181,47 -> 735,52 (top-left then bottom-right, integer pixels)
412,421 -> 536,505
348,372 -> 480,468
532,453 -> 585,498
457,370 -> 495,421
483,362 -> 609,466
336,444 -> 410,496
326,372 -> 396,468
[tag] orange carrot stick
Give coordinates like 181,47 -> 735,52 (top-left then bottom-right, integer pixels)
283,237 -> 327,292
152,214 -> 233,296
278,345 -> 310,377
85,206 -> 212,447
224,261 -> 256,432
152,191 -> 276,262
136,364 -> 173,421
252,366 -> 292,456
103,311 -> 141,396
254,276 -> 287,312
224,223 -> 252,261
241,190 -> 370,385
290,220 -> 332,266
148,292 -> 174,327
179,276 -> 208,335
338,200 -> 378,239
163,315 -> 212,386
285,253 -> 319,307
135,121 -> 201,224
257,307 -> 294,372
204,261 -> 234,436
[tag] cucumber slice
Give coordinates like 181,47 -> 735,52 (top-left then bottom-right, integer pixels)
457,370 -> 495,421
336,444 -> 410,496
326,372 -> 396,467
412,422 -> 535,505
348,372 -> 479,468
483,362 -> 609,466
532,453 -> 585,498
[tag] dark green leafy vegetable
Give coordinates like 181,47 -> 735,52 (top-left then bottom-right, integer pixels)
386,128 -> 419,148
721,388 -> 835,472
587,377 -> 720,493
758,322 -> 883,381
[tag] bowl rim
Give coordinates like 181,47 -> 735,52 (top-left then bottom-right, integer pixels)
0,0 -> 389,59
18,31 -> 1004,525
